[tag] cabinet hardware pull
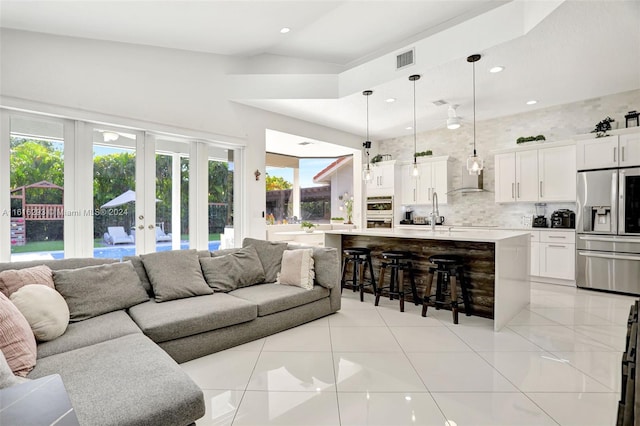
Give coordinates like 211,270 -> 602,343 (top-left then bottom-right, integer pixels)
622,146 -> 625,162
517,182 -> 520,198
578,251 -> 640,261
539,181 -> 543,197
548,244 -> 566,248
511,183 -> 515,199
614,147 -> 617,163
548,236 -> 566,239
579,236 -> 640,244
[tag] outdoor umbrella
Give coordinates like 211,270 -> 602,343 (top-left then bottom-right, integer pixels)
101,190 -> 161,208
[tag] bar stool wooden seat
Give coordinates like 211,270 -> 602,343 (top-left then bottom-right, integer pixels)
341,247 -> 376,302
375,251 -> 419,312
422,254 -> 471,324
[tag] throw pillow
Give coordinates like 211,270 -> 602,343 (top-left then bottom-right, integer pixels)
122,255 -> 154,296
53,261 -> 149,322
278,249 -> 315,290
242,238 -> 287,283
200,246 -> 266,292
0,265 -> 54,297
140,250 -> 213,302
0,350 -> 29,389
0,292 -> 36,377
10,285 -> 70,342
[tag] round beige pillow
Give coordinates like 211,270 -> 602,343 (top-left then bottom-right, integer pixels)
10,284 -> 70,342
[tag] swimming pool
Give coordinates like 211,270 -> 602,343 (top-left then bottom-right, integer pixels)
24,240 -> 222,261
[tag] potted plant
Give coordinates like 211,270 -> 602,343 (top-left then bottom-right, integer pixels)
414,150 -> 433,158
300,221 -> 316,233
330,217 -> 344,225
591,116 -> 615,138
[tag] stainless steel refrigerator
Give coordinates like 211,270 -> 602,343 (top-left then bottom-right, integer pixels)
576,168 -> 640,294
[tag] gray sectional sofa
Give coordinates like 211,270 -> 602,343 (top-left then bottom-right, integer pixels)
0,239 -> 341,426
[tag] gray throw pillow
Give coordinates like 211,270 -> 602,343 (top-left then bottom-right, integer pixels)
122,256 -> 153,296
53,261 -> 149,322
141,249 -> 213,302
242,238 -> 287,283
200,246 -> 266,292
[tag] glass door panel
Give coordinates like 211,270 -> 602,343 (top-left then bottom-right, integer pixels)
8,115 -> 66,261
92,128 -> 138,260
208,147 -> 233,253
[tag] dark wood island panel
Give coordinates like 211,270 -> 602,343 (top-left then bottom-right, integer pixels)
341,234 -> 496,319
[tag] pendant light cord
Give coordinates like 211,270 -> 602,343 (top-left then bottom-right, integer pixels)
413,78 -> 417,158
472,58 -> 477,157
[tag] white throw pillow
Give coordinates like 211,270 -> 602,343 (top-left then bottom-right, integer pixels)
278,249 -> 315,290
10,284 -> 70,342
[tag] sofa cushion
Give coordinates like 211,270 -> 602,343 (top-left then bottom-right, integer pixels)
128,293 -> 257,343
122,255 -> 153,296
278,248 -> 315,290
36,310 -> 141,359
10,285 -> 69,342
242,238 -> 287,283
28,333 -> 205,426
53,261 -> 149,322
201,246 -> 265,292
230,283 -> 329,316
0,264 -> 54,297
0,350 -> 29,389
141,249 -> 213,302
0,292 -> 36,377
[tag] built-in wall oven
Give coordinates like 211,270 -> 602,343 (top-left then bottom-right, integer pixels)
577,167 -> 640,294
366,196 -> 393,229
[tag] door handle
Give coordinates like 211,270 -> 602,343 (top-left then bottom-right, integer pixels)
579,236 -> 640,243
578,251 -> 640,261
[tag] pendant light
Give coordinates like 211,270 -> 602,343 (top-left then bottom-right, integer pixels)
466,54 -> 483,175
409,74 -> 421,177
362,90 -> 374,182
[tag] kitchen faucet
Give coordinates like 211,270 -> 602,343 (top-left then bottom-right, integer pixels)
430,191 -> 439,232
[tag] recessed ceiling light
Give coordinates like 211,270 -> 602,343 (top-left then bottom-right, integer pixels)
280,27 -> 290,34
405,126 -> 413,130
489,66 -> 504,73
385,98 -> 396,103
526,100 -> 538,105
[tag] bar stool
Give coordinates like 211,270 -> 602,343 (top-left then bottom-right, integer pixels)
375,251 -> 419,312
341,247 -> 376,302
422,254 -> 471,324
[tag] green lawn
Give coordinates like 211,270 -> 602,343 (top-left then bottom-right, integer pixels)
12,233 -> 221,254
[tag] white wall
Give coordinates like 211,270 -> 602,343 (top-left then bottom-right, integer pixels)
377,89 -> 640,228
0,29 -> 364,240
331,165 -> 354,219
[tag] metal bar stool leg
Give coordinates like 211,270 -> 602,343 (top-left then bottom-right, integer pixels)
367,254 -> 377,295
450,272 -> 459,324
341,256 -> 350,294
375,264 -> 386,306
358,259 -> 366,302
407,261 -> 419,305
351,257 -> 358,293
398,268 -> 405,312
458,266 -> 472,316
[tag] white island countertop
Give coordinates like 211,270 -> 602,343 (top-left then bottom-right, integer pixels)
324,227 -> 531,243
325,227 -> 531,332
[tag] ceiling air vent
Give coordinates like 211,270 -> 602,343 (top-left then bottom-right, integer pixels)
396,49 -> 414,70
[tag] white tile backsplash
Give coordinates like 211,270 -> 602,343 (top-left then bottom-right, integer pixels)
378,89 -> 640,228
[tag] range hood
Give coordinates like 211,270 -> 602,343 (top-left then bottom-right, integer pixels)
448,166 -> 485,193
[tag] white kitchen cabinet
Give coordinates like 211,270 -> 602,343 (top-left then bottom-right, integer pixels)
400,157 -> 449,205
538,145 -> 576,202
366,161 -> 396,196
576,133 -> 640,170
495,143 -> 576,203
535,230 -> 576,282
494,150 -> 538,203
619,133 -> 640,167
530,231 -> 540,276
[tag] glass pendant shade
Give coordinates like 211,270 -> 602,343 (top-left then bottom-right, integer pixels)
362,166 -> 373,182
467,154 -> 484,175
412,161 -> 419,177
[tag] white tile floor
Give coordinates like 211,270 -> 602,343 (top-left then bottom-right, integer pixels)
181,283 -> 637,426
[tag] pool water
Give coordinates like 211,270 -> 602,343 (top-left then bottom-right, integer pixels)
44,241 -> 222,261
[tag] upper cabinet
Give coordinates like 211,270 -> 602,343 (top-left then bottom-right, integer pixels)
576,133 -> 640,170
400,156 -> 449,205
365,160 -> 396,196
495,143 -> 576,203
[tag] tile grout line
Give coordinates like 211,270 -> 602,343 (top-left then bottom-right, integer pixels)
229,338 -> 266,426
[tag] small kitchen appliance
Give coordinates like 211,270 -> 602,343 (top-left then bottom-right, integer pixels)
400,209 -> 414,224
551,209 -> 575,228
532,203 -> 548,228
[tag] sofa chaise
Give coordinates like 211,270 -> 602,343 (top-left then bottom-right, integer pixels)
0,238 -> 341,426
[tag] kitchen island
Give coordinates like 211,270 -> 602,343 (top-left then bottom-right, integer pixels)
325,228 -> 531,331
